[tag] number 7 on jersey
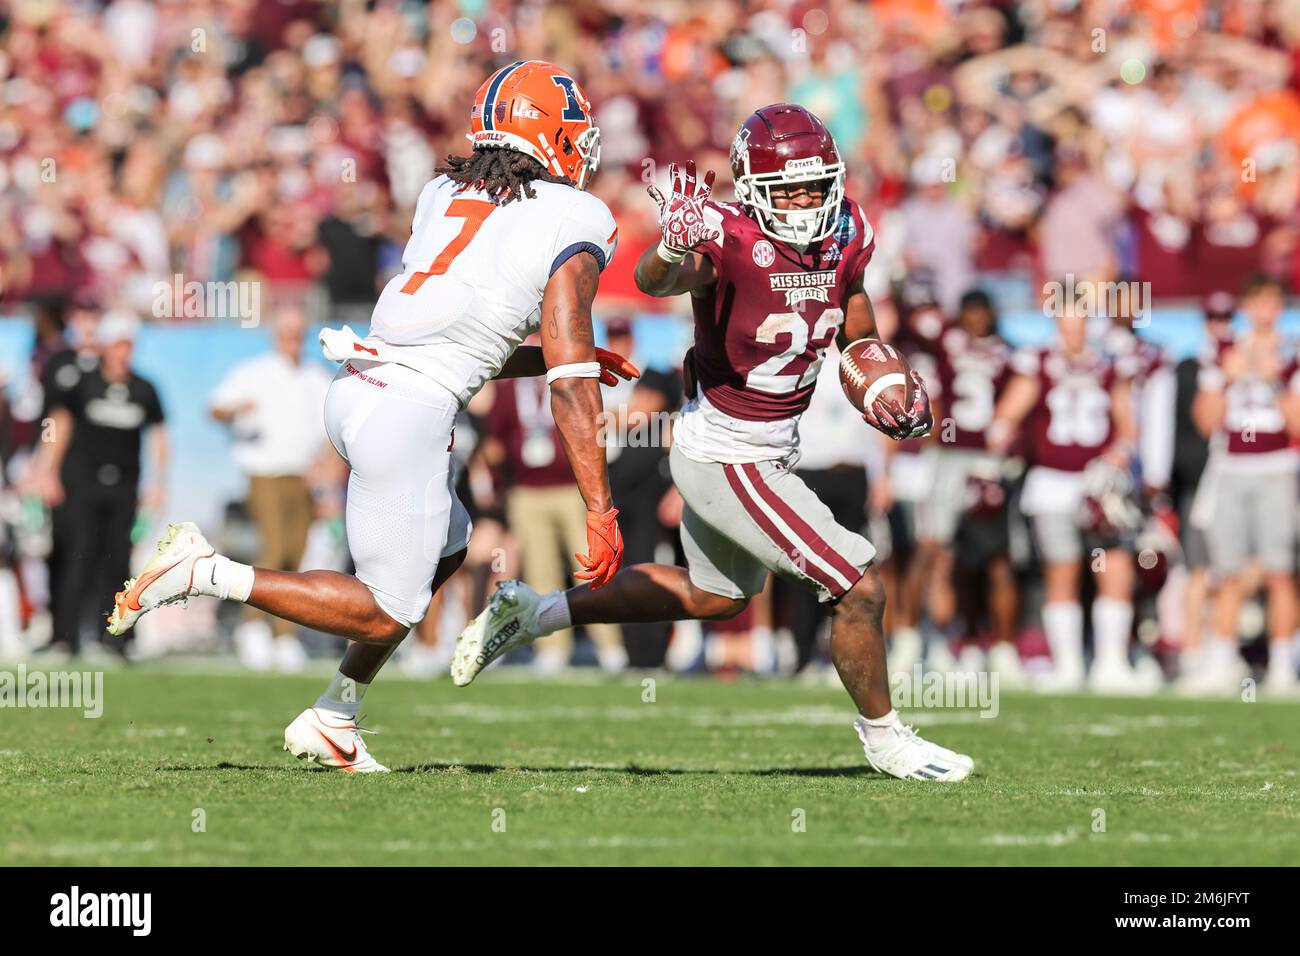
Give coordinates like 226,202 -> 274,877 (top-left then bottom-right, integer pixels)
401,199 -> 496,294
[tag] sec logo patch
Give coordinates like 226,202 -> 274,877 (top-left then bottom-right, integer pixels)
752,240 -> 775,267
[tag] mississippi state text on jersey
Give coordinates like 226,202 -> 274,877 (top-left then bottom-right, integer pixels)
673,198 -> 875,463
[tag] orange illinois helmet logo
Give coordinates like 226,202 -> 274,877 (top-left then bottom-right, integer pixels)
469,60 -> 602,190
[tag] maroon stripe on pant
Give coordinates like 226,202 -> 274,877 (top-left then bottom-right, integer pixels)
722,463 -> 844,596
739,462 -> 863,595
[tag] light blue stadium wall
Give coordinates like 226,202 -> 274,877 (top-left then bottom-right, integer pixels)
2,309 -> 1297,531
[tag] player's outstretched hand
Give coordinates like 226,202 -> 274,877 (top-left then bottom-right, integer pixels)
574,507 -> 624,589
595,346 -> 640,387
647,160 -> 720,258
863,370 -> 933,441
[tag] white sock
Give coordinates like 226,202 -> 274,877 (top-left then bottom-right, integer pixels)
750,626 -> 775,673
535,590 -> 572,635
195,554 -> 254,602
1207,636 -> 1239,670
892,626 -> 921,646
1043,601 -> 1084,674
860,708 -> 902,747
1267,641 -> 1294,680
315,671 -> 367,719
1092,597 -> 1133,667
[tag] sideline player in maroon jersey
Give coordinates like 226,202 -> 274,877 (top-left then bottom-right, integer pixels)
454,105 -> 974,781
989,309 -> 1149,693
875,286 -> 945,675
1187,275 -> 1300,695
918,290 -> 1022,684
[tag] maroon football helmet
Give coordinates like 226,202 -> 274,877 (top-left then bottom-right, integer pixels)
1076,460 -> 1143,538
963,473 -> 1008,521
729,104 -> 845,245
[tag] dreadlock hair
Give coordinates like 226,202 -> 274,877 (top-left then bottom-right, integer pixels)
435,147 -> 572,206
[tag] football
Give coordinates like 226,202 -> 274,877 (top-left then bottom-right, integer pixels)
839,339 -> 915,415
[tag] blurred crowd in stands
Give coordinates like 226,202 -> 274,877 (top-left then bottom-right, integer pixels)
2,0 -> 1300,692
3,0 -> 1300,318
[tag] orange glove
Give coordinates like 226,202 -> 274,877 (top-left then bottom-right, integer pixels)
595,347 -> 640,387
574,507 -> 624,589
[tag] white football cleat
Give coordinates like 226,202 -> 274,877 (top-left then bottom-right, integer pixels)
232,619 -> 275,672
853,717 -> 974,782
986,641 -> 1027,689
1088,657 -> 1162,696
1263,656 -> 1297,696
1175,647 -> 1242,697
1174,657 -> 1249,697
106,522 -> 215,636
273,636 -> 309,673
284,707 -> 388,773
451,580 -> 546,686
924,635 -> 959,674
1033,665 -> 1086,694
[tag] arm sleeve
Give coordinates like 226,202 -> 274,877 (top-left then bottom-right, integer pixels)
548,194 -> 620,277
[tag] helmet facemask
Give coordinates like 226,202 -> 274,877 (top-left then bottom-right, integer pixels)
572,124 -> 601,190
735,162 -> 845,245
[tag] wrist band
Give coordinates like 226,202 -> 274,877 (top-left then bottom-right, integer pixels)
656,241 -> 686,264
546,361 -> 602,384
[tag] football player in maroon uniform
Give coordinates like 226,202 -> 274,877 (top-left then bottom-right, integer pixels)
874,286 -> 946,676
990,309 -> 1150,693
1188,275 -> 1300,695
1096,287 -> 1179,681
454,105 -> 974,781
918,290 -> 1022,685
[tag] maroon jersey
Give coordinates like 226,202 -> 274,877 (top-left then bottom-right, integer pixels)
485,377 -> 574,487
933,324 -> 1013,450
1100,324 -> 1166,385
889,306 -> 945,456
1014,347 -> 1124,472
1198,334 -> 1300,457
688,198 -> 875,423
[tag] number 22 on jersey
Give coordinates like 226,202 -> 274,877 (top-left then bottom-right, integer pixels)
747,309 -> 843,394
401,199 -> 496,294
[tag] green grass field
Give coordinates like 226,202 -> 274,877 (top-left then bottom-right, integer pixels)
2,665 -> 1297,865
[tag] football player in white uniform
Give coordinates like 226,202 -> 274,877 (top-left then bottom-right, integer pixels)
106,61 -> 639,771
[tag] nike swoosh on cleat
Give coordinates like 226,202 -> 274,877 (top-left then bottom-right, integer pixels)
124,557 -> 185,612
314,727 -> 358,763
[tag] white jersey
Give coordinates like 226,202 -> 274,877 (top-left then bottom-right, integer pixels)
325,175 -> 618,405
